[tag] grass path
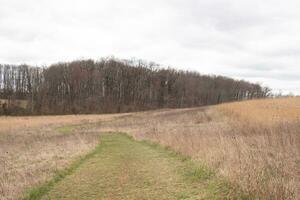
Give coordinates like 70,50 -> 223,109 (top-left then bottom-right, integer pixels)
32,133 -> 247,200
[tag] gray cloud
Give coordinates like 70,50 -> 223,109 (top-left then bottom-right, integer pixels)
0,0 -> 299,94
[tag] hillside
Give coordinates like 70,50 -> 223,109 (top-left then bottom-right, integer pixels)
0,58 -> 269,115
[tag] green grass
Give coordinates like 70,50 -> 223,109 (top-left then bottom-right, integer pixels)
25,133 -> 253,200
55,125 -> 78,134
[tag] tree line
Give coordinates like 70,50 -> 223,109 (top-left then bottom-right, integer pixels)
0,58 -> 270,115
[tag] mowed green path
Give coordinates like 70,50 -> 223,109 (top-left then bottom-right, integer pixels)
39,134 -> 245,200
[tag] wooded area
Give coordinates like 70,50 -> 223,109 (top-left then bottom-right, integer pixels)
0,58 -> 270,115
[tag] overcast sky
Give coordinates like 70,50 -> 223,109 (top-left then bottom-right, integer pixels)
0,0 -> 300,94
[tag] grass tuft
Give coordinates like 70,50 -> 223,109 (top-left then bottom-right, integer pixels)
185,165 -> 215,181
55,125 -> 78,134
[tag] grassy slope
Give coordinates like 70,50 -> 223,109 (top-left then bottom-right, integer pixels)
27,133 -> 250,200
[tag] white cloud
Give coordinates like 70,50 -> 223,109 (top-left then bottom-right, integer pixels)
0,0 -> 300,94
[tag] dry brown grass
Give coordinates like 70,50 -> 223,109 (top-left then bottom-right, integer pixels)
1,98 -> 299,200
215,98 -> 300,199
0,114 -> 126,200
218,97 -> 300,125
0,113 -> 126,133
100,98 -> 300,200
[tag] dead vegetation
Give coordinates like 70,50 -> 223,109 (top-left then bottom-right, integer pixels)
1,98 -> 299,200
101,98 -> 300,200
0,114 -> 124,200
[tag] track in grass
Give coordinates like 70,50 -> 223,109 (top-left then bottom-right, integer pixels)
30,133 -> 249,200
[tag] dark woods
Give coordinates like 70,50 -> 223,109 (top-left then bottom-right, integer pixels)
0,58 -> 270,115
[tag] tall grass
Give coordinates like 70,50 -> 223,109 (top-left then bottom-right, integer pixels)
1,98 -> 299,199
0,115 -> 115,200
215,98 -> 300,199
102,98 -> 300,199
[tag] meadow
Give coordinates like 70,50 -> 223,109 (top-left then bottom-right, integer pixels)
100,97 -> 300,200
0,97 -> 299,200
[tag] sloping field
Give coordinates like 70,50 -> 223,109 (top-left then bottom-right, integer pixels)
218,97 -> 300,124
0,97 -> 299,200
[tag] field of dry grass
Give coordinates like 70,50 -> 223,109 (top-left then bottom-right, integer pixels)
0,114 -> 127,200
101,97 -> 300,200
1,97 -> 299,200
216,98 -> 300,199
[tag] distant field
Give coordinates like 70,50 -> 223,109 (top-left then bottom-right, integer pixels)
0,97 -> 299,200
218,97 -> 300,124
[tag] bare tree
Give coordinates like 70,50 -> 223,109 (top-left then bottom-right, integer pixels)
0,58 -> 269,115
